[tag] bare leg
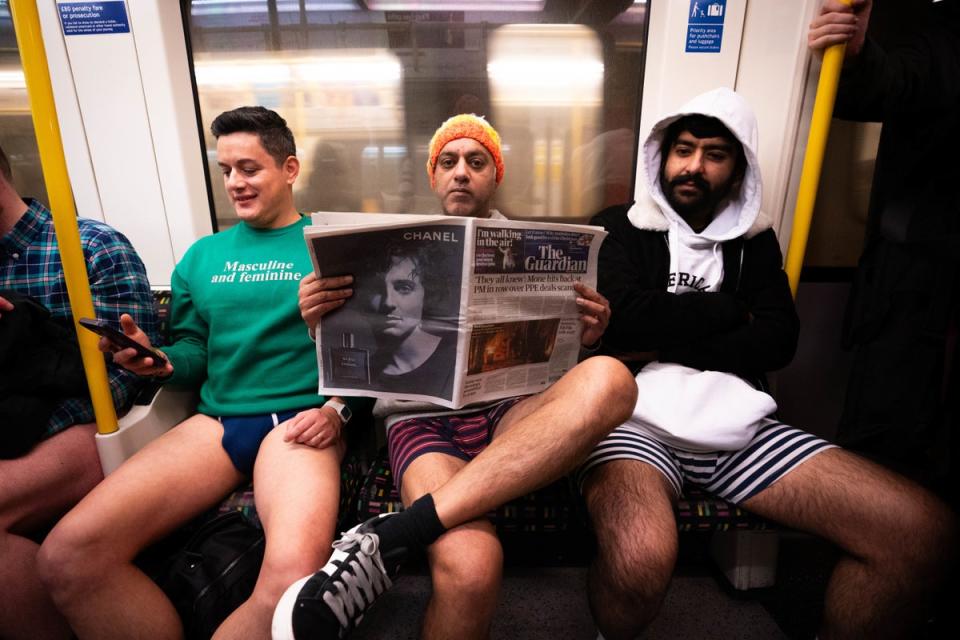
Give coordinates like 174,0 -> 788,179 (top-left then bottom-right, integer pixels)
432,356 -> 636,528
38,414 -> 243,640
583,460 -> 677,640
213,427 -> 346,640
742,448 -> 958,639
0,423 -> 102,640
402,453 -> 502,640
293,358 -> 633,635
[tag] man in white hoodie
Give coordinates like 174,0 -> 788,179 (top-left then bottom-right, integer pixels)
581,88 -> 956,639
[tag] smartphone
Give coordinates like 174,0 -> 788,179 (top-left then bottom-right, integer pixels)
78,317 -> 168,366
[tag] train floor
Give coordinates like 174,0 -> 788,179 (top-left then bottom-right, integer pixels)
352,532 -> 839,639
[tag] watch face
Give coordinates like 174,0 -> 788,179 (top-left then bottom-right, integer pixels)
341,405 -> 353,423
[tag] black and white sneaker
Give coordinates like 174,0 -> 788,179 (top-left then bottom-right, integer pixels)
272,513 -> 406,639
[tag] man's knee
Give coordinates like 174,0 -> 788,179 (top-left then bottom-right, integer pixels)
802,452 -> 960,578
253,541 -> 334,605
430,527 -> 503,600
885,484 -> 958,574
587,528 -> 672,639
573,357 -> 637,423
36,513 -> 112,604
0,423 -> 102,534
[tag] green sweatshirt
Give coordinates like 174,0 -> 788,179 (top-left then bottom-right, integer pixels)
164,216 -> 326,416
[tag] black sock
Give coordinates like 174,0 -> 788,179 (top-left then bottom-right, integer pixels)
374,493 -> 447,550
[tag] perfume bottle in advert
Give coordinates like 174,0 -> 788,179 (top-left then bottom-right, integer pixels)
330,332 -> 370,384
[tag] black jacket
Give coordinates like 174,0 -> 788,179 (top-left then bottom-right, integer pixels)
592,204 -> 799,380
834,9 -> 960,252
833,9 -> 960,348
0,292 -> 88,457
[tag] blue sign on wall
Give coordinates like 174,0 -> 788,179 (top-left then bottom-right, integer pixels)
58,2 -> 130,36
685,0 -> 726,53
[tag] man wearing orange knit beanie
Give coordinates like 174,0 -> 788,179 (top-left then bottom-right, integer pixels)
424,113 -> 505,218
276,114 -> 637,639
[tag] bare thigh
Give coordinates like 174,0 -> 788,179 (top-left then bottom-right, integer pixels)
583,459 -> 679,568
48,414 -> 244,559
252,426 -> 346,567
742,447 -> 947,555
0,423 -> 102,534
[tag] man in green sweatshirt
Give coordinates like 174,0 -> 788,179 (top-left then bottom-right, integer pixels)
38,107 -> 360,640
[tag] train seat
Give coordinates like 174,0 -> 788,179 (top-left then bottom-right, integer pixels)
99,290 -> 778,590
340,449 -> 779,589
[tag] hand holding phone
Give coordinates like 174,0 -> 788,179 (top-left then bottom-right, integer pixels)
79,316 -> 169,371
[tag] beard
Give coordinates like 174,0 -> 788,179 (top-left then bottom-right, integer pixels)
660,172 -> 734,223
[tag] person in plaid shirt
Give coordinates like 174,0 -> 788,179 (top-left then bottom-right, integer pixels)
0,143 -> 156,640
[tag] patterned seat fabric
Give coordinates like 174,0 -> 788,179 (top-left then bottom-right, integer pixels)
150,290 -> 770,541
342,448 -> 771,535
211,420 -> 773,539
676,487 -> 771,532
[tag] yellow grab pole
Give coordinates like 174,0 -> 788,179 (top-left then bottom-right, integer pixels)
784,1 -> 851,298
10,0 -> 118,434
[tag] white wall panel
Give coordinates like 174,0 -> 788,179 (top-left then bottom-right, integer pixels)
127,1 -> 213,263
736,0 -> 821,249
635,0 -> 820,254
36,0 -> 102,222
634,0 -> 747,196
50,0 -> 176,284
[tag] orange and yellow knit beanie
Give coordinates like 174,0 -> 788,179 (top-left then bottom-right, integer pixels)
426,114 -> 505,188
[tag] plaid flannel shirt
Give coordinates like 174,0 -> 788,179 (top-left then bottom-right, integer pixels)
0,198 -> 157,437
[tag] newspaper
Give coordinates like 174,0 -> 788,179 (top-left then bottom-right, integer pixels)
305,212 -> 607,409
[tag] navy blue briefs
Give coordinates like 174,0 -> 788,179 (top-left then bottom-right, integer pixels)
219,409 -> 299,475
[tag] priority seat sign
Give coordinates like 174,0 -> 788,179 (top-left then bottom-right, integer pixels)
685,0 -> 726,53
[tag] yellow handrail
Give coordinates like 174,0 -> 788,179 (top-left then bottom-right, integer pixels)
10,0 -> 118,434
784,1 -> 851,298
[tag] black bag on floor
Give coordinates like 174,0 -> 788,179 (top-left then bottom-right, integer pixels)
158,511 -> 265,640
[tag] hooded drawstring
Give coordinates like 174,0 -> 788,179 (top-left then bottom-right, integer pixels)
666,216 -> 727,295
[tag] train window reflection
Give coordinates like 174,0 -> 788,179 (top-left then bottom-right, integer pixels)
488,24 -> 604,217
0,10 -> 49,207
185,0 -> 648,227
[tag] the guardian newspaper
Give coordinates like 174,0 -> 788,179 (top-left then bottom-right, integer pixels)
305,212 -> 606,408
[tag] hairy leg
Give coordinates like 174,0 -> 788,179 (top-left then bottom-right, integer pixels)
402,453 -> 502,640
213,427 -> 346,640
742,448 -> 958,639
432,356 -> 636,528
583,460 -> 678,640
0,423 -> 102,640
38,414 -> 244,640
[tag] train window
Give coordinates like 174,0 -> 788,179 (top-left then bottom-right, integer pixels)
183,0 -> 649,228
0,6 -> 49,207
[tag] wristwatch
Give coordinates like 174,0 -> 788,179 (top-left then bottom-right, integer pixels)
324,399 -> 352,425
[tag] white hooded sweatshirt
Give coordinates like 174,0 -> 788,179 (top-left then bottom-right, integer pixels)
620,88 -> 778,452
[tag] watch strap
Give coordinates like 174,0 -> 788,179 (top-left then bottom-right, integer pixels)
323,399 -> 351,424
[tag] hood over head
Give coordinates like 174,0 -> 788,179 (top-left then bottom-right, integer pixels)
628,87 -> 769,242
